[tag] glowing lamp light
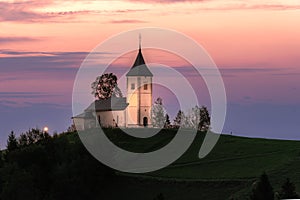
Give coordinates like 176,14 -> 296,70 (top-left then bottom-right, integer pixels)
43,126 -> 49,132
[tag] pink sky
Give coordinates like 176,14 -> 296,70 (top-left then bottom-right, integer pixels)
1,0 -> 300,142
1,1 -> 300,58
1,0 -> 300,104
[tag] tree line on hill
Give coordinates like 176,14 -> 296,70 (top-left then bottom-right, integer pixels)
250,172 -> 299,200
0,129 -> 116,200
0,129 -> 176,200
151,97 -> 211,131
229,172 -> 300,200
0,129 -> 299,200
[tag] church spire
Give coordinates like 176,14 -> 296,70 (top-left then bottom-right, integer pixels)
139,33 -> 141,52
126,34 -> 153,77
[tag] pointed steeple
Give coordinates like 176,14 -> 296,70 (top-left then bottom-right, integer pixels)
126,34 -> 153,77
139,33 -> 141,52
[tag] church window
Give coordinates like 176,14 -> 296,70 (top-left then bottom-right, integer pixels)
97,115 -> 101,127
131,83 -> 135,90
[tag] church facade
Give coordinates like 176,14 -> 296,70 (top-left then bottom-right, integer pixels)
73,42 -> 153,130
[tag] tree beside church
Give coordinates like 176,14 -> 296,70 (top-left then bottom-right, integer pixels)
72,37 -> 153,129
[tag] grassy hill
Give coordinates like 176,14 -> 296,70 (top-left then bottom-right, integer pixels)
103,128 -> 300,199
1,128 -> 299,200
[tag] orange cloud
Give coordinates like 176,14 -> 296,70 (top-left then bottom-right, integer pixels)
108,19 -> 148,24
127,0 -> 207,3
0,37 -> 40,44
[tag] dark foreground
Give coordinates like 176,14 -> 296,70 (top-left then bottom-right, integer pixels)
0,128 -> 299,200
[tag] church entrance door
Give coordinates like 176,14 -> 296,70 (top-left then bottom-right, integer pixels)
143,117 -> 148,127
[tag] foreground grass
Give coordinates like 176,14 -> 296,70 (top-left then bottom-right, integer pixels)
99,128 -> 300,178
96,128 -> 300,199
2,128 -> 299,200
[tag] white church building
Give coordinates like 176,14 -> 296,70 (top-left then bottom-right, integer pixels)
73,41 -> 153,130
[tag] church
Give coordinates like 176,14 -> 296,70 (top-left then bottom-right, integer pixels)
73,39 -> 153,130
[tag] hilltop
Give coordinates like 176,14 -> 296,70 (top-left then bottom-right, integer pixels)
103,128 -> 300,199
0,128 -> 299,200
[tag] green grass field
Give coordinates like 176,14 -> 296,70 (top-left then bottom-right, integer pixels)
3,128 -> 299,200
89,128 -> 300,199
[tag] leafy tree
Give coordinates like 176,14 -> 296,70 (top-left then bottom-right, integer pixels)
1,128 -> 116,200
173,110 -> 183,128
174,106 -> 210,130
191,105 -> 201,128
183,105 -> 201,129
0,150 -> 3,167
91,73 -> 123,99
279,178 -> 299,199
181,111 -> 192,128
23,128 -> 51,145
1,164 -> 39,200
199,106 -> 211,131
26,128 -> 40,144
164,114 -> 171,128
250,172 -> 274,200
6,131 -> 18,152
67,124 -> 77,132
152,97 -> 166,128
18,133 -> 28,148
39,130 -> 51,143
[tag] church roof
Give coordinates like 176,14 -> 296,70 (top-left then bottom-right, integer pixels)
85,97 -> 128,112
126,37 -> 153,77
72,111 -> 94,119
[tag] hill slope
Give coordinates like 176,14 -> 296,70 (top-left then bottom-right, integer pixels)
104,128 -> 300,199
1,129 -> 299,200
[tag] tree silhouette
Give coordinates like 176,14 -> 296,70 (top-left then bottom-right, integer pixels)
0,148 -> 3,167
279,178 -> 299,199
91,73 -> 123,99
1,128 -> 116,200
164,114 -> 171,128
6,131 -> 18,152
174,110 -> 183,128
250,172 -> 274,200
199,106 -> 210,131
190,105 -> 200,129
18,133 -> 28,148
24,128 -> 50,145
152,97 -> 166,128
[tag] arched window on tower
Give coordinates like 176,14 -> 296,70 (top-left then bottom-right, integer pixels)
131,83 -> 135,90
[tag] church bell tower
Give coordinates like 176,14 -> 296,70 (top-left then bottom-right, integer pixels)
126,35 -> 153,127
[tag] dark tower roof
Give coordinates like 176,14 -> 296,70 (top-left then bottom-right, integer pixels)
126,35 -> 153,77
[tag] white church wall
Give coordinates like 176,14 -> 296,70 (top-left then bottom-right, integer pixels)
73,118 -> 84,131
126,107 -> 138,126
97,110 -> 126,128
140,93 -> 152,106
